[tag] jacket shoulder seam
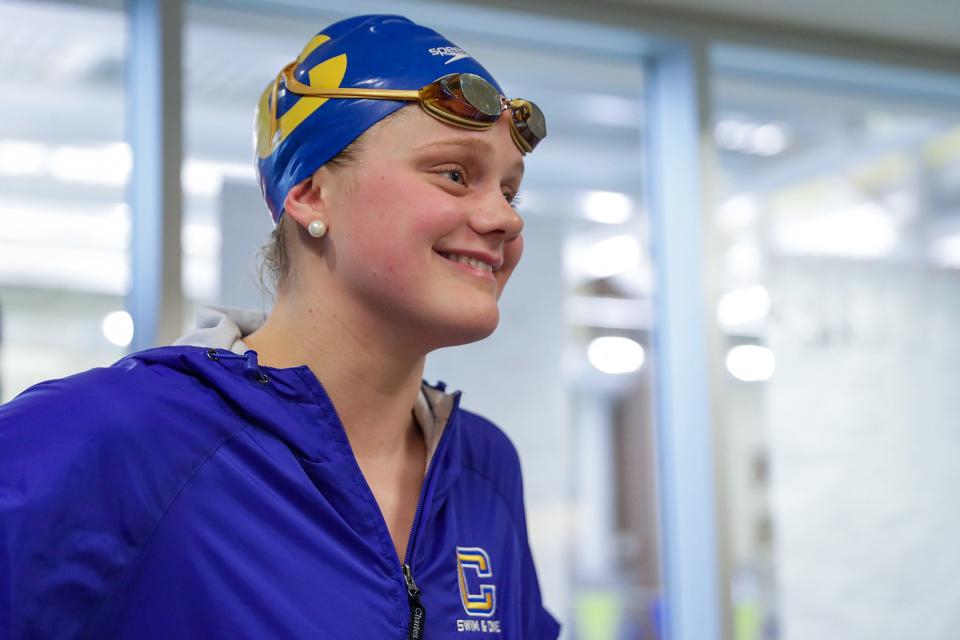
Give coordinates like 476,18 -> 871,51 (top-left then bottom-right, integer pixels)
84,423 -> 256,634
459,461 -> 523,532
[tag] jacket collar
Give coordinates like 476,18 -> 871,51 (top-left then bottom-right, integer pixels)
172,304 -> 459,474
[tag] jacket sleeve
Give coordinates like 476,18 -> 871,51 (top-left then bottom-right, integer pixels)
0,365 -> 222,639
467,411 -> 562,639
509,448 -> 562,639
0,371 -> 156,638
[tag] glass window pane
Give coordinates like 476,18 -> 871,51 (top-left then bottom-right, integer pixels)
0,0 -> 128,402
712,44 -> 960,640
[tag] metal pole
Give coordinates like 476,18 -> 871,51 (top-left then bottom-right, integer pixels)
126,0 -> 183,351
644,39 -> 723,640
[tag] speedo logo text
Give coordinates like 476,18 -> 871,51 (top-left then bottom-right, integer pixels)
428,46 -> 471,64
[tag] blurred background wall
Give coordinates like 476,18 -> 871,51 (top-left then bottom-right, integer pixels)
1,1 -> 958,639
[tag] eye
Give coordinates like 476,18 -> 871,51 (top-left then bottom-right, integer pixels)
438,166 -> 467,187
503,190 -> 523,213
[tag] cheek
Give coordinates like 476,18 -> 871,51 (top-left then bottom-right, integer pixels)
341,185 -> 447,284
347,226 -> 415,285
349,171 -> 456,239
406,189 -> 462,237
343,175 -> 413,251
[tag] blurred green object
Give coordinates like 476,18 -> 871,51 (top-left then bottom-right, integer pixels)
734,603 -> 761,640
574,589 -> 622,640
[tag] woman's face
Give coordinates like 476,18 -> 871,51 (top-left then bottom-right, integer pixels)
304,106 -> 526,349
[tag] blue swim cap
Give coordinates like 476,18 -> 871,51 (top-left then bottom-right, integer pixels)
254,15 -> 505,224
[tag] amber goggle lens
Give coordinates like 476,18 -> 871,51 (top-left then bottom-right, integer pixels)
419,73 -> 546,152
509,99 -> 546,153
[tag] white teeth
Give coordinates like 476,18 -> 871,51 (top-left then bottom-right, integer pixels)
440,251 -> 493,272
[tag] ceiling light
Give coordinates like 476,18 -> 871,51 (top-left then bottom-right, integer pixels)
752,124 -> 789,156
0,139 -> 47,176
726,345 -> 775,382
715,119 -> 790,156
576,234 -> 641,279
50,142 -> 130,186
587,336 -> 645,374
182,160 -> 223,198
102,310 -> 134,347
772,202 -> 897,258
717,285 -> 770,328
582,190 -> 632,224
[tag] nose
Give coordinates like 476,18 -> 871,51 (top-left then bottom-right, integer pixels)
468,188 -> 524,242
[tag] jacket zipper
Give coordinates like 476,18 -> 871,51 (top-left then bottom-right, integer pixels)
306,370 -> 458,640
402,563 -> 426,639
400,388 -> 461,640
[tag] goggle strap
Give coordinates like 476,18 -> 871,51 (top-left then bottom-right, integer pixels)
283,68 -> 420,101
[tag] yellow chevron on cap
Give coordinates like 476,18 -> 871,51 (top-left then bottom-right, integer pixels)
278,54 -> 348,141
255,53 -> 348,159
298,34 -> 331,62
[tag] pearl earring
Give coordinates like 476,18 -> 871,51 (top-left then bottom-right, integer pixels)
307,219 -> 328,238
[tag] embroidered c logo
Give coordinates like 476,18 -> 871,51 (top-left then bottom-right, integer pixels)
456,546 -> 497,618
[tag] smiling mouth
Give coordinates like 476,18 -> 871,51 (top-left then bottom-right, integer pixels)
434,250 -> 495,273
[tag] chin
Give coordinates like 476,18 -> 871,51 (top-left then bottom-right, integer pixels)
429,305 -> 501,349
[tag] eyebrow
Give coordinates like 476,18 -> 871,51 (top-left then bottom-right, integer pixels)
414,137 -> 525,179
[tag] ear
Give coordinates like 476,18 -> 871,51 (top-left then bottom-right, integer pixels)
282,169 -> 329,229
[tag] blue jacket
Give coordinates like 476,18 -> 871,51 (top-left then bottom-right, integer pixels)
0,344 -> 560,639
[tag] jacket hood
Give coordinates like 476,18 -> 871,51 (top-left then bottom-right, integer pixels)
125,305 -> 457,472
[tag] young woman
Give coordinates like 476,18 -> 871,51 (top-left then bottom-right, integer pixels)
0,14 -> 558,640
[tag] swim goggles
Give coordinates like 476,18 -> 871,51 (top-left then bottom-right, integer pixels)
270,62 -> 547,154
